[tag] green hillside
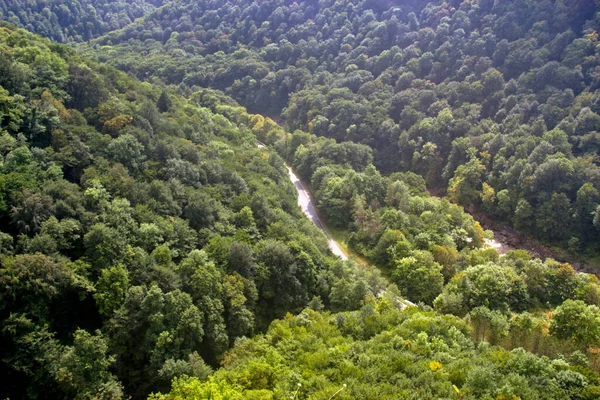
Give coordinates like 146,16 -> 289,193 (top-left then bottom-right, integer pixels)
154,305 -> 600,400
2,1 -> 600,399
85,0 -> 600,256
0,0 -> 163,43
0,24 -> 399,398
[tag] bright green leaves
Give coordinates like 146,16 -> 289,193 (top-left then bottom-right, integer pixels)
155,302 -> 600,399
550,299 -> 600,348
447,158 -> 486,206
435,262 -> 529,315
392,250 -> 444,305
94,264 -> 130,318
0,87 -> 25,134
151,376 -> 244,400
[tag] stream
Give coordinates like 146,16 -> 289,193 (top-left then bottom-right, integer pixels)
285,166 -> 348,260
257,142 -> 348,260
478,214 -> 598,274
259,143 -> 531,264
485,237 -> 513,255
257,141 -> 596,306
257,142 -> 415,306
283,160 -> 416,307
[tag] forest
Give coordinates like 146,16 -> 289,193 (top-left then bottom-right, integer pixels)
2,0 -> 600,399
0,0 -> 164,43
84,0 -> 600,256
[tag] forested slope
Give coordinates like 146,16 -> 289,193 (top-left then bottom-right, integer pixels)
154,305 -> 600,399
0,0 -> 163,43
0,23 -> 401,399
84,0 -> 600,256
4,1 -> 600,399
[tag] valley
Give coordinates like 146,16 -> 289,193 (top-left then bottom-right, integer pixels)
2,1 -> 600,399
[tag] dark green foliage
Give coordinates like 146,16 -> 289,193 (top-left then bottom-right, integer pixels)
82,0 -> 600,253
156,91 -> 172,113
0,25 -> 395,398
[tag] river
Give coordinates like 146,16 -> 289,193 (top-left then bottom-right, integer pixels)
485,237 -> 513,255
285,166 -> 348,260
257,142 -> 348,260
257,142 -> 417,306
257,141 -> 597,307
477,213 -> 598,274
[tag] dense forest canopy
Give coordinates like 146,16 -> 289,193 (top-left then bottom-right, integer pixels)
81,0 -> 600,256
3,0 -> 600,399
153,305 -> 600,400
0,24 -> 404,398
0,0 -> 163,43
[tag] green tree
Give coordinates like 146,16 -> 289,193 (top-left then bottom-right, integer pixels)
108,284 -> 205,397
157,91 -> 173,113
10,191 -> 55,234
84,223 -> 127,273
94,264 -> 130,318
392,250 -> 444,304
447,158 -> 486,206
575,183 -> 599,240
536,193 -> 573,241
550,299 -> 600,348
255,240 -> 308,317
106,134 -> 147,173
0,253 -> 92,320
469,306 -> 509,345
184,190 -> 221,231
49,329 -> 124,399
436,262 -> 529,314
67,63 -> 108,110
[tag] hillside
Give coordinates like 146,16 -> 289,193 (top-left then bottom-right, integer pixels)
83,0 -> 600,257
3,1 -> 600,399
0,0 -> 163,43
0,23 -> 404,398
153,305 -> 600,399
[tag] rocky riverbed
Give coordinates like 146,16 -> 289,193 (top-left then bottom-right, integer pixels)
476,210 -> 599,274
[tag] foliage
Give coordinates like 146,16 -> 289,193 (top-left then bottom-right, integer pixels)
4,1 -> 600,397
77,0 -> 600,253
0,24 -> 392,398
154,303 -> 600,400
0,0 -> 163,42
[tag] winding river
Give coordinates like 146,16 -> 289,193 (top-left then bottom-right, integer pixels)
257,142 -> 348,260
256,140 -> 596,305
285,166 -> 348,260
257,142 -> 416,307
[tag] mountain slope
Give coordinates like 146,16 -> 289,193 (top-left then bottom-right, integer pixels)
0,0 -> 164,42
82,0 -> 600,256
153,305 -> 600,400
3,2 -> 600,399
0,22 -> 396,399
